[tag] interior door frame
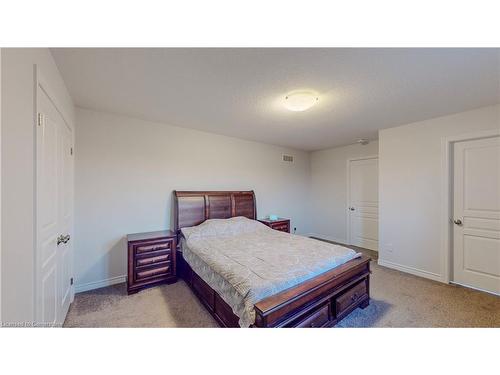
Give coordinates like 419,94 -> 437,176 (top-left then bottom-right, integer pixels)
440,128 -> 500,286
34,65 -> 75,324
0,48 -> 2,323
346,155 -> 378,246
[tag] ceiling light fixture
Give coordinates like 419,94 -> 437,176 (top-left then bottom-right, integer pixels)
284,90 -> 319,112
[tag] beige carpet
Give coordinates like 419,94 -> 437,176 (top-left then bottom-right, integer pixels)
64,249 -> 500,328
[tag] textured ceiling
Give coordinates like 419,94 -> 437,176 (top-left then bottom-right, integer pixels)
52,48 -> 500,151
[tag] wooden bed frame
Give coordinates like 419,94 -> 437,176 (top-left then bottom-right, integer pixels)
174,190 -> 371,328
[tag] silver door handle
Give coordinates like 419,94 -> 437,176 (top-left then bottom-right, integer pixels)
453,219 -> 462,226
57,234 -> 70,245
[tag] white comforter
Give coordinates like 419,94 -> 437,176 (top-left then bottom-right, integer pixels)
181,216 -> 359,327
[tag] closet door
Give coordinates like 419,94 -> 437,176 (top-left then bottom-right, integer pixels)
57,120 -> 73,320
36,82 -> 74,326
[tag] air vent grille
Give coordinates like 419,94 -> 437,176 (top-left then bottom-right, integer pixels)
282,154 -> 294,163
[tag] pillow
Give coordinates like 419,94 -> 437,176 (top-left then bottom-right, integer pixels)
181,216 -> 269,240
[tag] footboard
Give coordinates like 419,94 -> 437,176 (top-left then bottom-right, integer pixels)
253,255 -> 371,327
178,250 -> 371,328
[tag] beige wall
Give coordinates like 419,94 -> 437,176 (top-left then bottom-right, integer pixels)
1,48 -> 74,323
74,108 -> 311,291
309,141 -> 379,243
379,104 -> 500,281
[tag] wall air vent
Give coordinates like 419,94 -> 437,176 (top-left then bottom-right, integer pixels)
282,154 -> 294,163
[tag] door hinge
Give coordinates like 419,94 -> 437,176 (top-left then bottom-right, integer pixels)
37,113 -> 43,126
70,147 -> 73,156
70,277 -> 74,286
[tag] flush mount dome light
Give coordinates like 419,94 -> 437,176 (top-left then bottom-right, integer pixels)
284,90 -> 319,112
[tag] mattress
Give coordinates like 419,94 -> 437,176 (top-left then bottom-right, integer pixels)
181,216 -> 360,327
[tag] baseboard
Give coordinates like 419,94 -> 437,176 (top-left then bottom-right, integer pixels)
450,281 -> 500,297
74,275 -> 127,293
307,233 -> 348,245
377,259 -> 444,282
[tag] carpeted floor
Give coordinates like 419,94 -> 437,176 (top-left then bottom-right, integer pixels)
64,247 -> 500,328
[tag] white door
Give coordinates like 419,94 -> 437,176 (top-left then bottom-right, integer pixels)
58,120 -> 73,318
453,136 -> 500,295
348,157 -> 379,251
36,84 -> 74,326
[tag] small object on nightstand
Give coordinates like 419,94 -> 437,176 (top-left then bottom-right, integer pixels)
127,230 -> 177,295
258,217 -> 290,233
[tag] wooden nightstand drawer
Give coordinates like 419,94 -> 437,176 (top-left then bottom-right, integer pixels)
127,230 -> 177,294
135,241 -> 172,255
271,223 -> 289,232
136,253 -> 171,267
258,218 -> 290,233
135,264 -> 171,281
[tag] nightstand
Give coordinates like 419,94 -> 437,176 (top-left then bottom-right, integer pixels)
127,230 -> 177,294
258,218 -> 290,233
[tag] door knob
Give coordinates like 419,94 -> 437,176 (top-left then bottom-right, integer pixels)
349,207 -> 355,211
63,234 -> 71,244
453,219 -> 462,226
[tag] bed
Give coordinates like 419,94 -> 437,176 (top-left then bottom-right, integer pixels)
174,190 -> 371,328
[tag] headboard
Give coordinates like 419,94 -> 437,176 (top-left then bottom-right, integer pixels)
173,190 -> 256,234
